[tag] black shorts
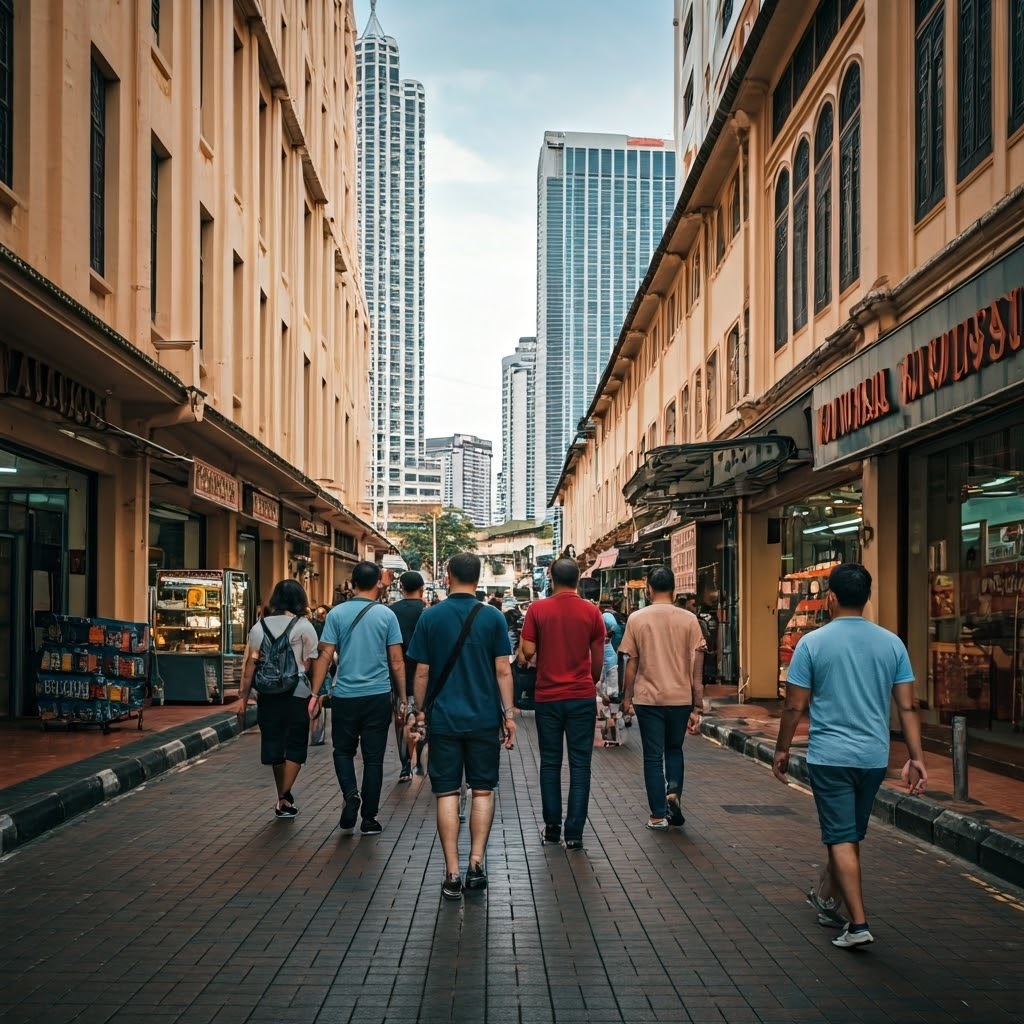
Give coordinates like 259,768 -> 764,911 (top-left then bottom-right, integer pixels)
428,728 -> 501,794
257,693 -> 310,765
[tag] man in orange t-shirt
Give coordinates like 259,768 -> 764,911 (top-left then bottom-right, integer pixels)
620,565 -> 706,831
518,558 -> 605,850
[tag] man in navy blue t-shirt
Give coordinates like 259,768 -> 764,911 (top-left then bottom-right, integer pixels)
409,552 -> 515,900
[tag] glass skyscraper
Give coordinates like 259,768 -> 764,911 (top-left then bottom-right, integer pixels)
536,131 -> 676,526
356,2 -> 430,525
501,336 -> 538,523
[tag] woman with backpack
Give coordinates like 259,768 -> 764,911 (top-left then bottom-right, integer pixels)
234,579 -> 320,818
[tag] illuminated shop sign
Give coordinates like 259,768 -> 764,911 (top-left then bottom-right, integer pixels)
814,248 -> 1024,466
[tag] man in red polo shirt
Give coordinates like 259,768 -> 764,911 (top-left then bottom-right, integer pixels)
517,557 -> 605,850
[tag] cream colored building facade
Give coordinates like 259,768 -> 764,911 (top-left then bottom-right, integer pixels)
554,0 -> 1024,737
0,0 -> 387,715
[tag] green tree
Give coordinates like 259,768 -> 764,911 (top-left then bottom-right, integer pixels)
392,507 -> 478,576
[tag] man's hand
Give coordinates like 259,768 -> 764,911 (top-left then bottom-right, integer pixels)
621,696 -> 633,717
502,717 -> 517,750
901,758 -> 928,795
686,709 -> 702,736
772,749 -> 790,783
234,697 -> 251,722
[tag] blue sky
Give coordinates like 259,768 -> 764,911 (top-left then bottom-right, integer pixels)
352,0 -> 674,454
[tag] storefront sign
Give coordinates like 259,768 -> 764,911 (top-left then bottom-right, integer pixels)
671,523 -> 697,593
191,458 -> 240,511
243,486 -> 280,527
814,246 -> 1024,466
0,342 -> 108,426
300,517 -> 330,540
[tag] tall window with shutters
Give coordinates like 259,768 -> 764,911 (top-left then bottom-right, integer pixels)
0,0 -> 12,187
716,205 -> 726,265
665,401 -> 677,446
957,0 -> 991,180
792,139 -> 809,334
774,169 -> 790,351
839,64 -> 861,292
89,60 -> 108,276
693,369 -> 703,436
727,326 -> 740,410
681,386 -> 690,443
1012,0 -> 1024,135
916,1 -> 945,220
706,353 -> 717,429
730,173 -> 741,237
813,103 -> 833,312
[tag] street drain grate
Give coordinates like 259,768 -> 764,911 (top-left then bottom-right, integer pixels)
721,805 -> 795,816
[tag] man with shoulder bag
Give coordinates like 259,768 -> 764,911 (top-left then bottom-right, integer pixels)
309,561 -> 405,836
408,553 -> 515,900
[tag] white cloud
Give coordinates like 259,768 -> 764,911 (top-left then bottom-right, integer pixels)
427,134 -> 508,185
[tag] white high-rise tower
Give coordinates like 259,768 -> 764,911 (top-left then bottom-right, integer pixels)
501,337 -> 538,522
357,2 -> 430,526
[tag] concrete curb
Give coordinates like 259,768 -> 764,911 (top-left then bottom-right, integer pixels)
700,717 -> 1024,890
0,708 -> 257,855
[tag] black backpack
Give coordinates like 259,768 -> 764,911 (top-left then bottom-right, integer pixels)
253,617 -> 302,695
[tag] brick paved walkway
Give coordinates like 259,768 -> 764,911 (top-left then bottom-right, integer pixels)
1,716 -> 1022,1024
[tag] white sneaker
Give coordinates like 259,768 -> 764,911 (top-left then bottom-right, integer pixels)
832,926 -> 874,948
645,818 -> 669,831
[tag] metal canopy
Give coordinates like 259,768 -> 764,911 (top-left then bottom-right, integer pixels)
623,435 -> 798,509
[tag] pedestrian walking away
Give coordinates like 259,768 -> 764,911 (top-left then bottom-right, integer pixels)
408,552 -> 515,899
518,557 -> 605,851
233,579 -> 319,819
309,561 -> 405,836
619,566 -> 706,831
391,570 -> 429,781
598,601 -> 624,746
308,604 -> 333,746
772,562 -> 928,950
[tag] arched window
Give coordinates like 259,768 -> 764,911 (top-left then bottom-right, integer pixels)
839,64 -> 861,291
774,169 -> 790,350
681,386 -> 690,442
727,325 -> 740,410
792,139 -> 809,333
692,243 -> 702,302
706,352 -> 717,428
693,370 -> 703,435
665,401 -> 677,445
731,173 -> 741,237
814,102 -> 834,312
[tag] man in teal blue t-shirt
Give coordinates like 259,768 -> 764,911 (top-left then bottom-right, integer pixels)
309,561 -> 404,836
773,563 -> 928,950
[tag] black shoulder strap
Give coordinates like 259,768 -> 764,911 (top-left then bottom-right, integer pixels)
342,601 -> 375,648
423,603 -> 484,713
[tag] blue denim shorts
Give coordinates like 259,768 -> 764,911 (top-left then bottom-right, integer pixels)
807,763 -> 887,845
428,728 -> 500,794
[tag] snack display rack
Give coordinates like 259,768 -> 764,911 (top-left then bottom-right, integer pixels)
35,614 -> 151,734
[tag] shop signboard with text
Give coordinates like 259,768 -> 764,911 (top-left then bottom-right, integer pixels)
191,459 -> 240,511
813,246 -> 1024,467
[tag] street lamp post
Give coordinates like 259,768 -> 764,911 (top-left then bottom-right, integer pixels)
432,509 -> 438,588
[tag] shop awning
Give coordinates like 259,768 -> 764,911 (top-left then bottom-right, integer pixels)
580,547 -> 619,578
623,436 -> 798,510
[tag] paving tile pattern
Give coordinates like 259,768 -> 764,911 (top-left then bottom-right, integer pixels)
1,718 -> 1022,1023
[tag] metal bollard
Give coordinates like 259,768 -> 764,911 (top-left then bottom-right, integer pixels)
952,715 -> 969,801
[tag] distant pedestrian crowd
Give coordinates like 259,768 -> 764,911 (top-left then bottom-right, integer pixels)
234,555 -> 927,949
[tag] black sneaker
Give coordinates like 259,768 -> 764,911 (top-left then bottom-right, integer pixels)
465,863 -> 488,890
398,769 -> 412,783
542,825 -> 561,845
563,839 -> 585,851
275,803 -> 298,819
339,792 -> 361,830
666,794 -> 685,827
442,873 -> 463,899
360,818 -> 383,835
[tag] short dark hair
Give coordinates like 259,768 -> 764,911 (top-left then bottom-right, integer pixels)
647,566 -> 675,594
399,570 -> 424,593
829,562 -> 871,609
550,557 -> 580,588
448,552 -> 482,584
267,579 -> 309,616
351,560 -> 381,590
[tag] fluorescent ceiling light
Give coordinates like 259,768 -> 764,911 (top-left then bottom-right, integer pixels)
983,476 -> 1014,487
0,467 -> 16,474
833,525 -> 861,535
803,524 -> 830,535
961,521 -> 981,532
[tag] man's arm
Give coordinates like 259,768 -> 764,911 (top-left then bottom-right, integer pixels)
308,641 -> 337,696
233,647 -> 259,720
621,656 -> 638,715
495,657 -> 516,749
413,662 -> 430,711
387,643 -> 405,706
589,637 -> 604,685
517,637 -> 536,665
691,648 -> 705,710
893,681 -> 928,793
772,684 -> 810,781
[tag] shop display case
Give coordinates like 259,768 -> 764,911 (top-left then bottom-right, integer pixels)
152,570 -> 252,703
35,614 -> 151,733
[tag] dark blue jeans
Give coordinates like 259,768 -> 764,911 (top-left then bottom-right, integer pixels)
635,704 -> 692,818
331,692 -> 393,820
535,697 -> 597,842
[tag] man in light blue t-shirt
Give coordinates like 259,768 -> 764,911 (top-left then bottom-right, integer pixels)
309,561 -> 404,836
773,563 -> 928,950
